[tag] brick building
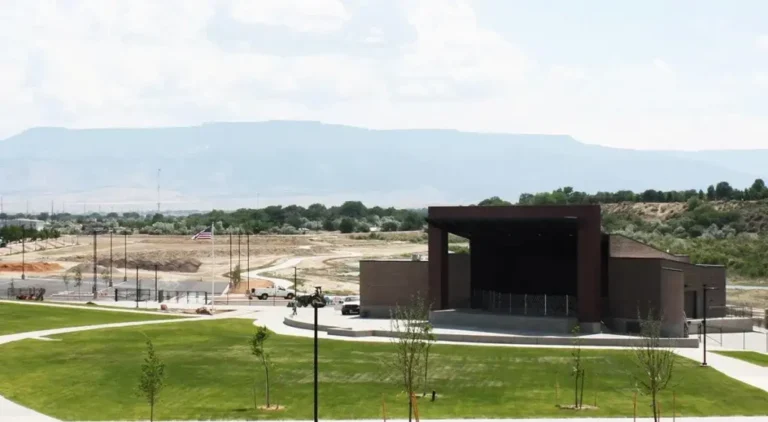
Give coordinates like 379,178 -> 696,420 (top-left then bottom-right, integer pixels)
359,205 -> 726,337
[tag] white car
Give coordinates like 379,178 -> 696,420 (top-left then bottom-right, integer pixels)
250,286 -> 295,300
334,296 -> 360,311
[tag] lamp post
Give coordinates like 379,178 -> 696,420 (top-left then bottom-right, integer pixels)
92,230 -> 98,299
702,284 -> 719,366
109,230 -> 113,287
246,233 -> 250,293
123,231 -> 128,282
311,286 -> 326,422
21,226 -> 25,280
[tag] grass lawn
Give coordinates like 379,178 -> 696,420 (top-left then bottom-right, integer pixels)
0,302 -> 183,335
715,350 -> 768,367
0,320 -> 766,420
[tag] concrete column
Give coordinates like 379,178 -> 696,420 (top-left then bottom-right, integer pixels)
428,224 -> 449,309
577,218 -> 602,332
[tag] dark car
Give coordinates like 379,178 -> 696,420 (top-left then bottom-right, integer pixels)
341,300 -> 360,315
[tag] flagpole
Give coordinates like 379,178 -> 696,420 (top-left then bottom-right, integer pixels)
211,224 -> 215,311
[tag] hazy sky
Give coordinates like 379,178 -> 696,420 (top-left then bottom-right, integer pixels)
2,0 -> 767,150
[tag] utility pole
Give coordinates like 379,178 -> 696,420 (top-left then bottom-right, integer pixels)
92,230 -> 98,300
123,231 -> 128,281
109,231 -> 113,287
238,231 -> 242,270
246,233 -> 250,293
154,264 -> 158,302
229,232 -> 232,277
135,266 -> 139,309
294,267 -> 297,294
21,226 -> 26,280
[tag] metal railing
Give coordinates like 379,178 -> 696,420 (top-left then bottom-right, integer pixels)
471,289 -> 577,317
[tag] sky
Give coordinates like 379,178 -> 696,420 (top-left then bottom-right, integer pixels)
1,0 -> 768,150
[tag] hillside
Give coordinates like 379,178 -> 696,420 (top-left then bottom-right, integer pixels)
1,121 -> 767,211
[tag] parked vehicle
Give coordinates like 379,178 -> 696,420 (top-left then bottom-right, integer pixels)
341,300 -> 360,315
250,286 -> 295,300
334,296 -> 360,311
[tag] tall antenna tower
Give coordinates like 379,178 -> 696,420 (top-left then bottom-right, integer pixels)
157,168 -> 162,214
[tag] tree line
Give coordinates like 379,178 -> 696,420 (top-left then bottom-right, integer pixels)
0,225 -> 61,243
509,179 -> 768,206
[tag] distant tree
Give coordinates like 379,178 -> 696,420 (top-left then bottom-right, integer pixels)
518,193 -> 535,204
322,218 -> 338,232
698,189 -> 705,200
381,220 -> 399,232
356,222 -> 371,233
62,271 -> 71,293
715,181 -> 734,200
339,201 -> 367,218
399,212 -> 425,231
750,179 -> 766,199
73,267 -> 83,298
306,203 -> 328,220
706,185 -> 716,200
138,339 -> 166,422
250,325 -> 274,409
339,218 -> 357,234
631,309 -> 676,422
230,264 -> 242,290
477,196 -> 511,206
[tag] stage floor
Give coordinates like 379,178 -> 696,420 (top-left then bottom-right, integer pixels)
285,307 -> 699,348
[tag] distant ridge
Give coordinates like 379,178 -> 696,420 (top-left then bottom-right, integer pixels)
0,120 -> 766,212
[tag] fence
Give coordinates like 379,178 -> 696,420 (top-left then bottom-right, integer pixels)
471,289 -> 577,317
113,288 -> 209,304
5,287 -> 46,300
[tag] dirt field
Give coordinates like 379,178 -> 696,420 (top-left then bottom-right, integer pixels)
0,232 -> 428,295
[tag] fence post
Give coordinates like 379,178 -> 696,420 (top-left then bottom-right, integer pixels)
114,289 -> 118,302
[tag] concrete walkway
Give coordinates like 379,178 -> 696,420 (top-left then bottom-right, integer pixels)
121,419 -> 768,422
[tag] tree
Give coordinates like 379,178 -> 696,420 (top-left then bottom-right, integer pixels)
477,196 -> 511,206
339,218 -> 357,234
570,325 -> 585,409
100,267 -> 111,290
706,185 -> 716,200
631,309 -> 677,422
231,264 -> 242,290
138,339 -> 166,422
399,212 -> 425,231
62,271 -> 71,293
73,267 -> 83,299
250,325 -> 274,409
338,201 -> 367,218
715,181 -> 734,200
381,220 -> 399,232
390,294 -> 431,422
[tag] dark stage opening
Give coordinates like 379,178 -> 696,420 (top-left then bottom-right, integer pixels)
438,218 -> 580,317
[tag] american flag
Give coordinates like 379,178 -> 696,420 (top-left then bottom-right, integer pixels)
192,227 -> 213,240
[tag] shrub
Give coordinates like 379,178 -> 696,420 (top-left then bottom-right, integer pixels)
381,221 -> 399,232
339,218 -> 357,234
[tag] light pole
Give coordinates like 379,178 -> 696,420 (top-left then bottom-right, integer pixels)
123,231 -> 128,282
21,226 -> 25,280
92,230 -> 98,299
702,284 -> 719,366
135,266 -> 139,309
246,232 -> 250,293
109,231 -> 113,287
311,286 -> 326,422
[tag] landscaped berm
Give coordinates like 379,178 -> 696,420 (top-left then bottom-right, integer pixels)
0,318 -> 767,420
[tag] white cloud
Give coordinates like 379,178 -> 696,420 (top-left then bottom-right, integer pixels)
230,0 -> 350,33
652,58 -> 673,74
0,0 -> 765,151
756,35 -> 768,50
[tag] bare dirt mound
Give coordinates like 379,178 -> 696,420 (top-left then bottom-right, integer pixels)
0,262 -> 63,272
107,258 -> 202,273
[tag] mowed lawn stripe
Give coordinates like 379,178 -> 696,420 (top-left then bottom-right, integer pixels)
714,350 -> 768,367
0,302 -> 183,335
0,319 -> 766,420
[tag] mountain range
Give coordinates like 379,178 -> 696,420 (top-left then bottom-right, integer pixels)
1,121 -> 766,212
